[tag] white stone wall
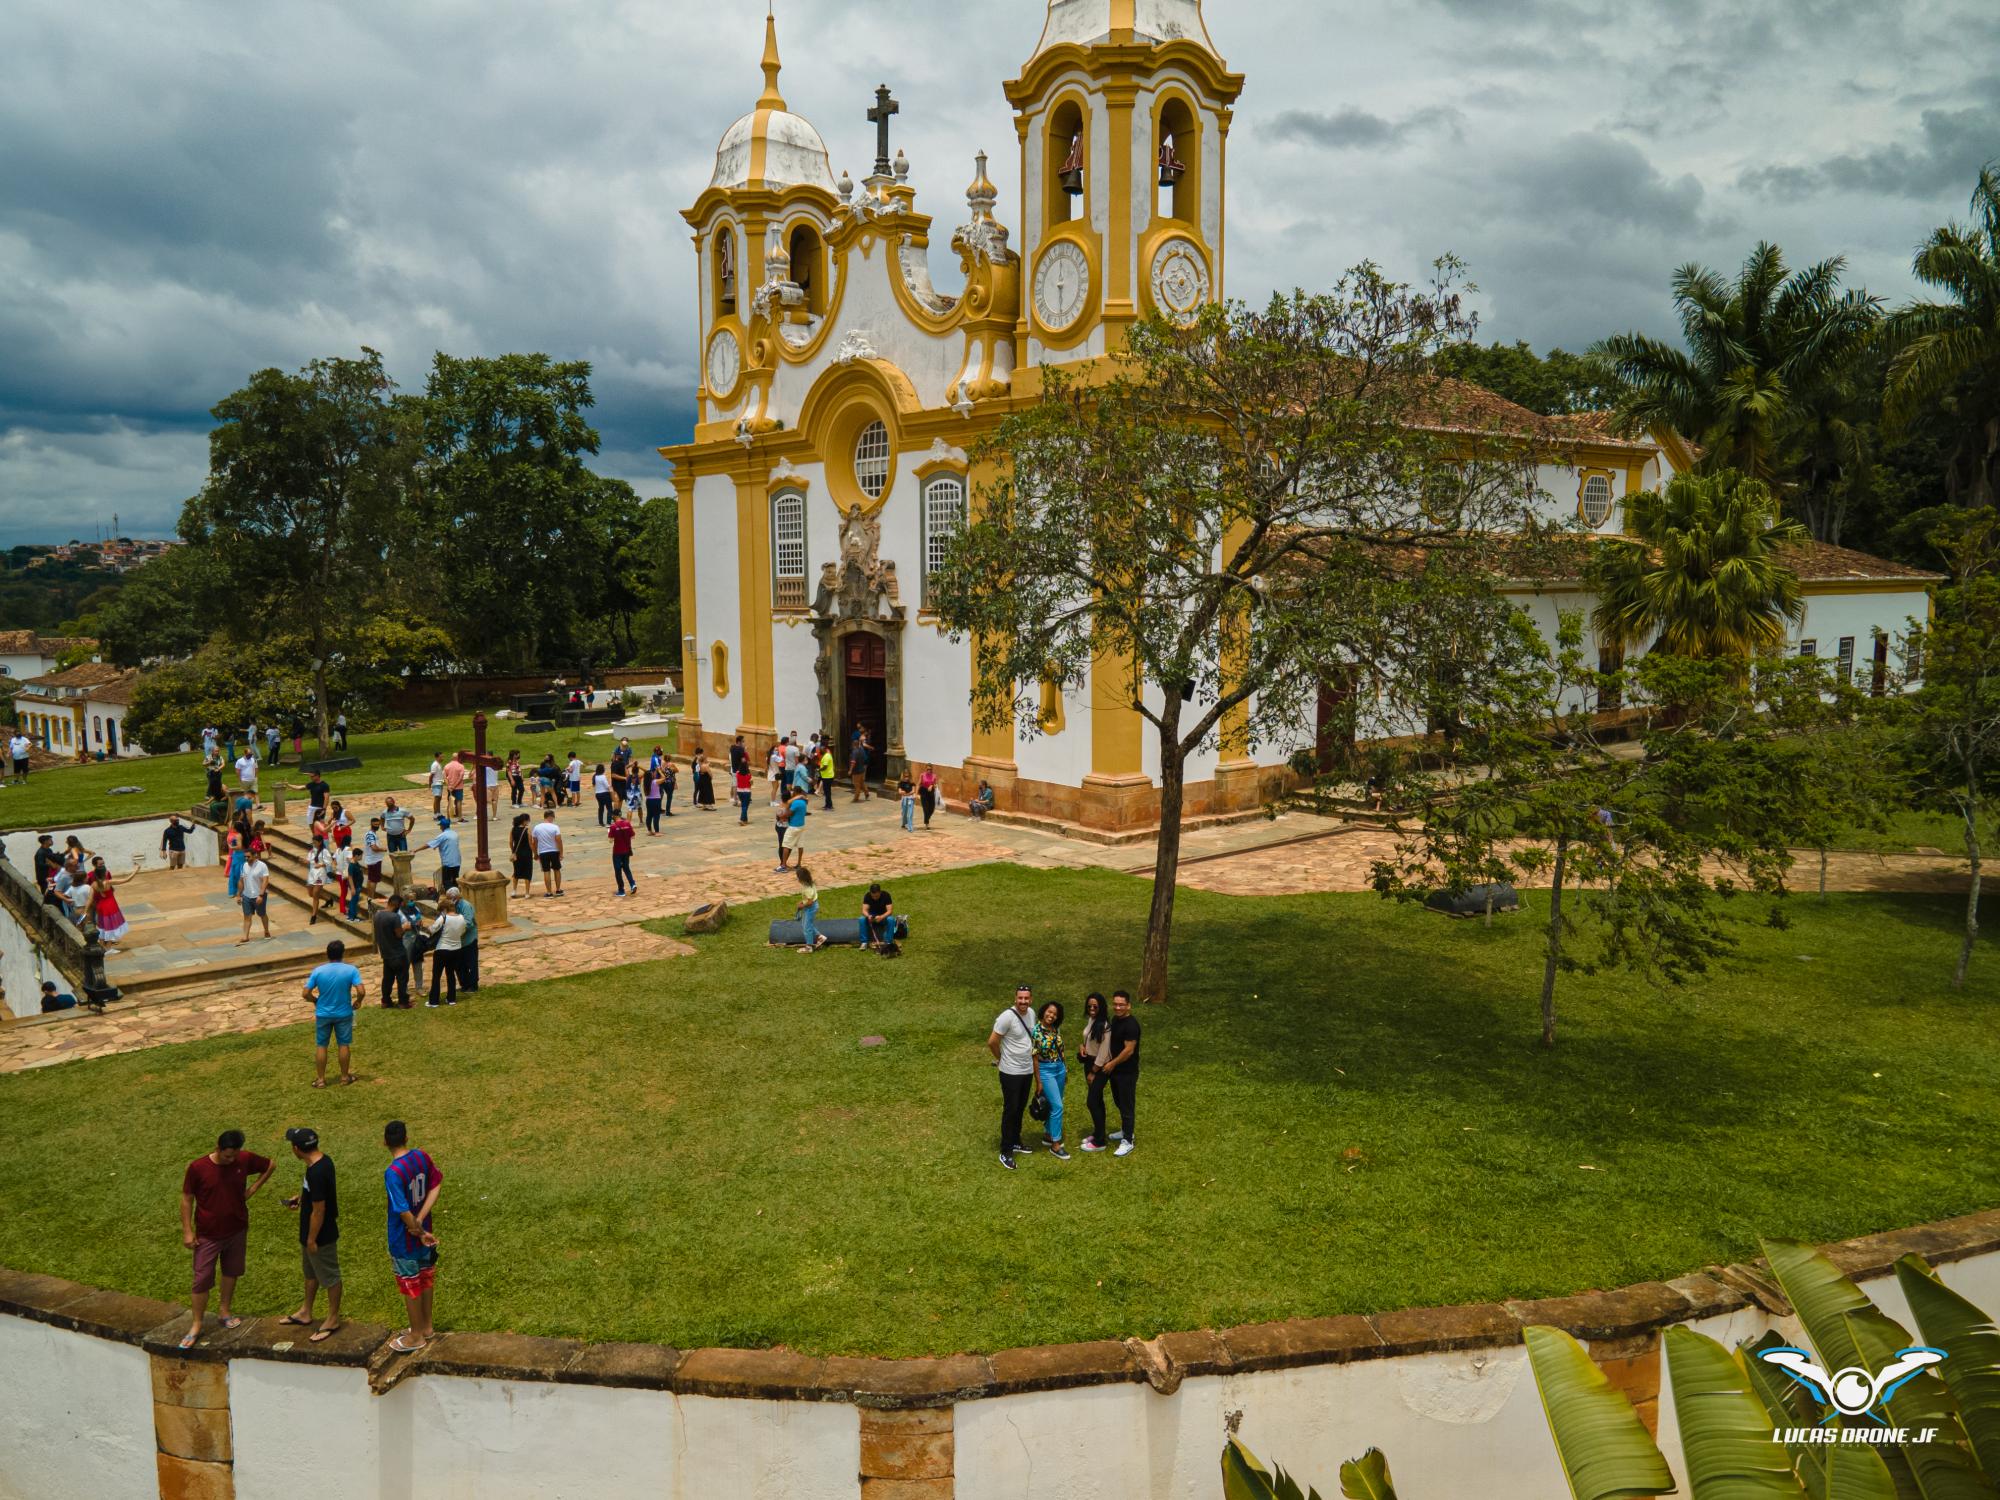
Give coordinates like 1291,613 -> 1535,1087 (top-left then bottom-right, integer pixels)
13,816 -> 221,874
0,1315 -> 159,1500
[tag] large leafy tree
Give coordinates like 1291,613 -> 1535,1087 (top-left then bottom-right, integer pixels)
931,265 -> 1544,1004
417,353 -> 626,673
1595,243 -> 1881,526
88,545 -> 217,666
1433,339 -> 1622,415
1588,469 -> 1806,660
180,348 -> 416,751
1884,165 -> 2000,509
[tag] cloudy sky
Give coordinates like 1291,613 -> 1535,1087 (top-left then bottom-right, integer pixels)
2,0 -> 1995,544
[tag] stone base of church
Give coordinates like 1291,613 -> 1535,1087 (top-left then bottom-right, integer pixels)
945,757 -> 1298,836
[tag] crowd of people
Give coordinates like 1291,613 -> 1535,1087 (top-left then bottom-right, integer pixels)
29,829 -> 139,948
176,1119 -> 441,1354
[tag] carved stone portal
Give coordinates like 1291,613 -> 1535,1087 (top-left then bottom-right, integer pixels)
811,523 -> 906,781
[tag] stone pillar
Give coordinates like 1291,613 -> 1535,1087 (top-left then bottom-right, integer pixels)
1211,758 -> 1262,814
151,1351 -> 234,1498
461,868 -> 510,933
859,1407 -> 952,1498
270,783 -> 288,826
389,850 -> 414,897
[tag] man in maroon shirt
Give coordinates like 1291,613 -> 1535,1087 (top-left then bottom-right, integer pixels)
177,1129 -> 276,1349
607,808 -> 638,897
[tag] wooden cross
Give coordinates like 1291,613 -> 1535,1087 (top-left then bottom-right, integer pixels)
868,85 -> 899,178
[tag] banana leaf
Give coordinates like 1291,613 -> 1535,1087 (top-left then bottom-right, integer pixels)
1825,1446 -> 1901,1500
1663,1325 -> 1801,1497
1896,1256 -> 2000,1482
1743,1330 -> 1833,1500
1762,1239 -> 1993,1500
1339,1447 -> 1398,1500
1224,1436 -> 1324,1500
1524,1325 -> 1677,1499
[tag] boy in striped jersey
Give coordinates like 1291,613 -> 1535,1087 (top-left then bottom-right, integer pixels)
383,1120 -> 443,1354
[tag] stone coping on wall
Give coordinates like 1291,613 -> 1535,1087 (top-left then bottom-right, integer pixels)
5,1206 -> 1998,1408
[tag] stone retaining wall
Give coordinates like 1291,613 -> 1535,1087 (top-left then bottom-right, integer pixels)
5,1208 -> 1999,1499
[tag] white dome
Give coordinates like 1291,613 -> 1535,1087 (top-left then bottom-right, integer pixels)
1031,0 -> 1215,55
711,108 -> 836,193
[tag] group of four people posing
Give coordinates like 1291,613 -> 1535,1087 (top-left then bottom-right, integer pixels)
988,984 -> 1140,1168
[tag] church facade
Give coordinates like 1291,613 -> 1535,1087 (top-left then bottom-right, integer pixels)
660,0 -> 1938,833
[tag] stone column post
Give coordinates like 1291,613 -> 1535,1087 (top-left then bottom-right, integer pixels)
390,850 -> 414,897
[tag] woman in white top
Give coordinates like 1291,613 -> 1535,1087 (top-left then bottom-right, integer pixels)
426,907 -> 467,1006
305,836 -> 338,925
592,765 -> 614,826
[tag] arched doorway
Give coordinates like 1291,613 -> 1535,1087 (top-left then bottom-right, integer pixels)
842,633 -> 888,778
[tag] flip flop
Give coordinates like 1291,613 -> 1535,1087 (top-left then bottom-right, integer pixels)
178,1330 -> 200,1349
311,1079 -> 326,1089
219,1316 -> 242,1330
387,1335 -> 429,1354
309,1325 -> 341,1343
277,1315 -> 313,1327
340,1074 -> 356,1086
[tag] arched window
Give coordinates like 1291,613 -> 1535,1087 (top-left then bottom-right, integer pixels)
772,491 -> 808,609
1156,96 -> 1199,223
714,228 -> 737,317
854,422 -> 891,500
787,223 -> 825,316
1579,473 -> 1614,528
92,715 -> 102,743
710,641 -> 730,700
1046,98 -> 1087,228
922,472 -> 966,597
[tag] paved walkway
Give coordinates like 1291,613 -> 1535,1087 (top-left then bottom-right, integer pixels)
2,767 -> 1971,1072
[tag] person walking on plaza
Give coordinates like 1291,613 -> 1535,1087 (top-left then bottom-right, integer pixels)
374,893 -> 413,1007
342,843 -> 366,920
425,901 -> 467,1006
734,762 -> 754,823
508,813 -> 535,897
452,886 -> 479,991
642,765 -> 665,834
776,787 -> 809,873
305,939 -> 364,1087
565,751 -> 584,809
592,762 -> 613,825
1031,1001 -> 1071,1159
897,770 -> 917,832
383,797 -> 411,854
160,813 -> 189,870
278,1127 -> 343,1342
731,734 -> 750,780
793,865 -> 826,952
691,750 -> 715,810
383,1121 -> 442,1355
1083,989 -> 1142,1156
661,756 -> 678,818
988,985 -> 1038,1169
425,817 -> 462,893
819,742 -> 836,811
306,834 -> 338,924
919,765 -> 939,829
506,750 -> 525,807
608,809 -> 638,896
849,729 -> 872,802
235,746 -> 261,806
767,740 -> 785,795
443,752 -> 466,818
178,1129 -> 275,1348
530,808 -> 564,897
427,753 -> 445,817
237,848 -> 272,943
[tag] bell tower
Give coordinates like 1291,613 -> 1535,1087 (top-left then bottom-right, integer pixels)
1004,0 -> 1244,372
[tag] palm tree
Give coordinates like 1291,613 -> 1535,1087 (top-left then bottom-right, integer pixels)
1594,243 -> 1881,492
1588,469 -> 1805,659
1883,164 -> 2000,508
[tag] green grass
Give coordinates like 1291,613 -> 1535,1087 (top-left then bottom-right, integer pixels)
0,867 -> 1994,1357
0,711 -> 679,830
1830,808 -> 1974,855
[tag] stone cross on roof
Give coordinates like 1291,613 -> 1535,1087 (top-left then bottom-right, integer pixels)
868,85 -> 899,178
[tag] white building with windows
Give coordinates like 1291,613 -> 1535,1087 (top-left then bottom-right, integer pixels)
661,1 -> 1938,831
12,663 -> 144,759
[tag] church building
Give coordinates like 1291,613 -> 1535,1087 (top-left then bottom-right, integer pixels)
660,0 -> 1938,833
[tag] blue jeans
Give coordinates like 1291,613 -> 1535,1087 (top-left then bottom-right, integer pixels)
1037,1059 -> 1067,1142
737,790 -> 752,823
901,796 -> 915,830
388,833 -> 408,853
800,901 -> 818,947
613,852 -> 635,893
226,851 -> 243,896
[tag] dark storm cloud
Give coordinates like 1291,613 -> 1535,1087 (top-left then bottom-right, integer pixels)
1742,103 -> 2000,202
1268,104 -> 1465,150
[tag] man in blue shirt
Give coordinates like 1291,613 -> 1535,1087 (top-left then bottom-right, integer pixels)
424,818 -> 462,892
382,798 -> 411,853
776,790 -> 809,874
303,939 -> 365,1088
447,885 -> 479,992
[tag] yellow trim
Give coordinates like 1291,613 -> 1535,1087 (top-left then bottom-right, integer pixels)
1147,86 -> 1205,239
1575,468 -> 1616,527
912,453 -> 970,483
968,453 -> 1015,763
703,323 -> 744,403
1218,517 -> 1251,756
1005,41 -> 1246,113
1138,223 -> 1212,326
1090,634 -> 1144,775
1800,579 -> 1941,597
1037,674 -> 1068,735
733,469 -> 776,727
756,13 -> 785,110
1106,82 -> 1136,326
711,641 -> 730,700
1031,231 -> 1102,349
1625,460 -> 1646,498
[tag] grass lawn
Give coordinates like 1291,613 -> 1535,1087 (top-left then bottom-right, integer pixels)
0,867 -> 1994,1358
1831,807 -> 1977,855
0,711 -> 679,830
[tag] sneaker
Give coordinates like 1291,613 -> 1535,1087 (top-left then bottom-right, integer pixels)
446,998 -> 457,1006
998,1152 -> 1015,1171
1110,1130 -> 1124,1141
1049,1144 -> 1072,1161
1114,1140 -> 1134,1157
1010,1142 -> 1034,1155
425,999 -> 441,1008
1080,1138 -> 1105,1152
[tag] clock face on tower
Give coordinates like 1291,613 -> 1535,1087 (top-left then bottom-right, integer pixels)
706,329 -> 741,397
1150,238 -> 1211,326
1033,241 -> 1092,334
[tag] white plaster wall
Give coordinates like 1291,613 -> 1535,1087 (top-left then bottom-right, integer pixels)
1794,590 -> 1928,683
233,1359 -> 382,1500
0,889 -> 73,1019
904,622 -> 974,771
1014,664 -> 1095,789
693,472 -> 744,728
0,1317 -> 157,1500
15,817 -> 220,872
767,246 -> 967,422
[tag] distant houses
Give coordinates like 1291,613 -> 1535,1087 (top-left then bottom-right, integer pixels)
11,661 -> 144,758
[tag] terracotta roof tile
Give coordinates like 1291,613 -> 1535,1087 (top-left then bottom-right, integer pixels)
20,661 -> 132,691
1779,540 -> 1946,584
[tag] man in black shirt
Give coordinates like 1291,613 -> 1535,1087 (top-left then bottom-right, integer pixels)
159,814 -> 189,870
280,1127 -> 342,1341
1085,989 -> 1141,1156
860,882 -> 894,951
31,834 -> 57,891
373,894 -> 413,1008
